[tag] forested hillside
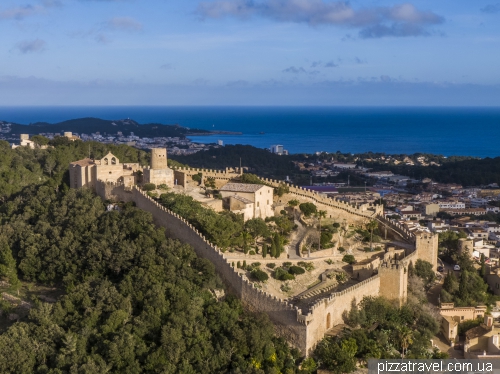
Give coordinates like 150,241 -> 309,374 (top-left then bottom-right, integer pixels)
0,138 -> 148,200
0,143 -> 303,373
170,145 -> 306,180
7,117 -> 210,138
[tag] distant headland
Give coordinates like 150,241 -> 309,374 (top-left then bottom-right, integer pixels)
0,117 -> 242,140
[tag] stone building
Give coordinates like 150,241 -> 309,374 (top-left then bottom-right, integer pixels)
143,148 -> 174,186
440,303 -> 487,344
219,183 -> 274,221
464,315 -> 500,358
69,148 -> 172,191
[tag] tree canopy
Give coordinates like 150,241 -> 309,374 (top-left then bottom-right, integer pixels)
0,142 -> 302,373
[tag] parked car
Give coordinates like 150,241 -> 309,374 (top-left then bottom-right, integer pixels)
454,264 -> 461,271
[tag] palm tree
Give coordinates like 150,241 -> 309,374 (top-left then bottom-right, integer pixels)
366,220 -> 378,251
398,327 -> 413,358
316,210 -> 327,251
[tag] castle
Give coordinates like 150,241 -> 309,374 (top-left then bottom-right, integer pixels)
69,148 -> 174,192
68,155 -> 439,356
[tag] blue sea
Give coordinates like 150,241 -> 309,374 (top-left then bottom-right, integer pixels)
1,106 -> 499,157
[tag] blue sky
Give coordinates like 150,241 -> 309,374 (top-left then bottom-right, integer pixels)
1,0 -> 500,106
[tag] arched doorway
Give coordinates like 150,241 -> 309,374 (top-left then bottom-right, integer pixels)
326,313 -> 331,329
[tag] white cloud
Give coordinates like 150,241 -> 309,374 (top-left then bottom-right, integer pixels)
196,0 -> 444,38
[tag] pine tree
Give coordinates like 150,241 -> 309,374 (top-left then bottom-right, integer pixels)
262,244 -> 267,258
443,270 -> 458,294
480,254 -> 486,278
237,261 -> 241,269
270,242 -> 277,258
273,233 -> 282,255
243,260 -> 247,269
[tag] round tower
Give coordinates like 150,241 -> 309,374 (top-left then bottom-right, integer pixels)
151,148 -> 168,170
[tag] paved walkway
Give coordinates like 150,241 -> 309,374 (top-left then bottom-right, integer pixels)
287,218 -> 306,260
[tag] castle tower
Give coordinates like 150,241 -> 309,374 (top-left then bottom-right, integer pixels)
378,261 -> 408,306
415,232 -> 439,270
458,238 -> 474,258
151,148 -> 168,170
143,148 -> 174,187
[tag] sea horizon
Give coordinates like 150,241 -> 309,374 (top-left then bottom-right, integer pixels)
1,106 -> 499,158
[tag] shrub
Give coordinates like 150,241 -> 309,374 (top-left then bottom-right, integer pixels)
288,266 -> 306,275
338,247 -> 346,252
266,263 -> 276,269
280,283 -> 291,292
274,267 -> 287,279
458,318 -> 482,336
298,262 -> 315,271
143,183 -> 156,191
336,272 -> 348,283
274,267 -> 295,281
250,262 -> 261,269
342,255 -> 356,265
320,231 -> 333,247
299,202 -> 317,217
251,269 -> 269,282
237,261 -> 241,269
283,262 -> 292,267
249,250 -> 256,255
157,184 -> 168,190
325,259 -> 334,265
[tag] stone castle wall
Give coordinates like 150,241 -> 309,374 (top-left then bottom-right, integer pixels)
91,172 -> 437,356
96,181 -> 135,202
174,167 -> 242,189
260,177 -> 383,223
132,188 -> 308,353
299,275 -> 381,353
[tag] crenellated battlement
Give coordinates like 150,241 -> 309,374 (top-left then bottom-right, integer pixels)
91,179 -> 436,356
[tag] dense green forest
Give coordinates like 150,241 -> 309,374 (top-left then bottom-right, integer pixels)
0,138 -> 149,201
0,143 -> 304,373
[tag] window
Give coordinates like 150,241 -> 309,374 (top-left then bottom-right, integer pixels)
461,316 -> 465,320
257,202 -> 260,207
